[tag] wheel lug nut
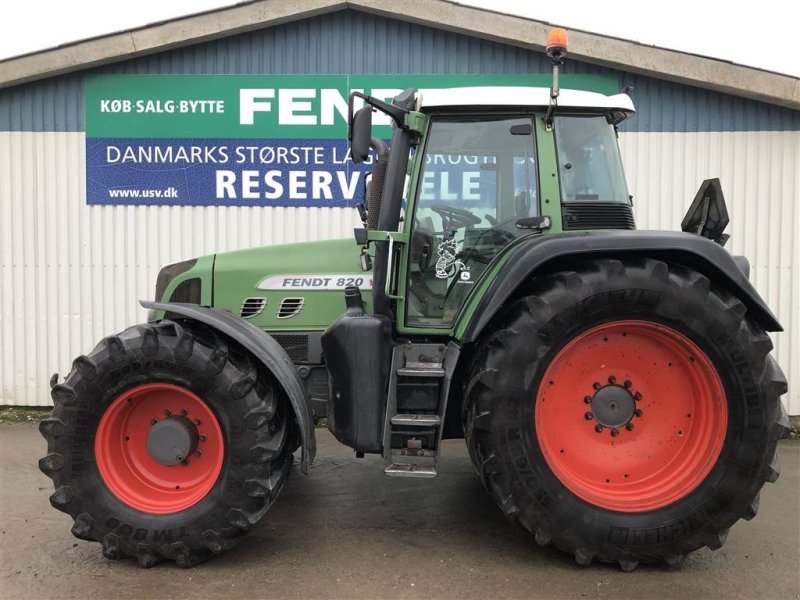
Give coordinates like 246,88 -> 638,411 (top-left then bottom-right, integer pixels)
584,411 -> 594,420
150,418 -> 158,425
634,392 -> 642,401
164,408 -> 172,416
194,418 -> 202,425
610,428 -> 620,437
626,423 -> 634,431
584,396 -> 593,404
180,408 -> 188,416
593,382 -> 601,390
608,375 -> 616,384
635,409 -> 643,417
200,434 -> 207,441
194,449 -> 202,457
624,380 -> 632,388
594,424 -> 604,433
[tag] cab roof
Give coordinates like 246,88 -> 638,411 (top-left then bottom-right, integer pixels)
418,86 -> 636,121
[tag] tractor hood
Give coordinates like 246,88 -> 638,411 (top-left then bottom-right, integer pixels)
212,238 -> 370,331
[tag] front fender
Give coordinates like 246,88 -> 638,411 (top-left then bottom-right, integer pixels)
141,301 -> 316,472
459,230 -> 782,343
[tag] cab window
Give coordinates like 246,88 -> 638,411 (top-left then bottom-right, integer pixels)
554,116 -> 629,203
407,116 -> 538,327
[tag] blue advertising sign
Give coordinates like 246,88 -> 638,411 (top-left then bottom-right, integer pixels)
84,74 -> 617,206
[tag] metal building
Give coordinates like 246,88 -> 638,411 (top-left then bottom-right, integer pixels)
1,0 -> 798,413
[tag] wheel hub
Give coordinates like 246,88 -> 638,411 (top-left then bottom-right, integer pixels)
591,384 -> 635,428
146,416 -> 199,466
95,383 -> 224,514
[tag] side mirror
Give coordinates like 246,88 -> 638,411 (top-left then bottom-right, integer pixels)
349,106 -> 373,164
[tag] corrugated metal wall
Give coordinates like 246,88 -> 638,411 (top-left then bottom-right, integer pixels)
1,9 -> 798,411
0,130 -> 363,407
3,129 -> 797,409
621,130 -> 800,413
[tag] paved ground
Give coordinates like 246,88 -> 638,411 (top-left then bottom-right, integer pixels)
1,422 -> 799,600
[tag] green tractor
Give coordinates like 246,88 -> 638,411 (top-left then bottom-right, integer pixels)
40,31 -> 788,570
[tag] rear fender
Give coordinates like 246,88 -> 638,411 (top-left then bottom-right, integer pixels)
141,301 -> 316,472
460,230 -> 782,344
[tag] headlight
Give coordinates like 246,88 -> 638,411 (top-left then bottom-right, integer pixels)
154,258 -> 197,301
170,278 -> 202,304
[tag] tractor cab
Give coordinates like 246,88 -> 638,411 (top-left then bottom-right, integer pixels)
401,88 -> 635,327
347,84 -> 636,334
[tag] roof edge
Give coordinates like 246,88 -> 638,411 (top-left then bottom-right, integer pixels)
1,0 -> 798,110
0,0 -> 345,89
352,0 -> 800,110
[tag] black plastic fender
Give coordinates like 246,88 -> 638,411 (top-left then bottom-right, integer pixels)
141,301 -> 316,472
461,230 -> 782,343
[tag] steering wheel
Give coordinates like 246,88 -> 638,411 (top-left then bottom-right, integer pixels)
430,204 -> 482,230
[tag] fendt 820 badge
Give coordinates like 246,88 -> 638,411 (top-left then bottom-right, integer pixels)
41,29 -> 789,570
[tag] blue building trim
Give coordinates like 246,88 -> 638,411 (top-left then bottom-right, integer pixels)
2,10 -> 798,133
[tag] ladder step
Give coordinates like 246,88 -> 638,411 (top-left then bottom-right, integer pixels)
397,367 -> 445,378
390,414 -> 441,426
384,463 -> 437,478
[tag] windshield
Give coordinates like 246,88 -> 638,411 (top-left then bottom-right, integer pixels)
407,116 -> 538,327
555,116 -> 628,203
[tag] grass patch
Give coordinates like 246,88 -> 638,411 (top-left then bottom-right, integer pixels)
787,416 -> 800,440
0,406 -> 52,423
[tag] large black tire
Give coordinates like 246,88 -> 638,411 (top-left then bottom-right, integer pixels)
464,258 -> 789,570
39,319 -> 295,567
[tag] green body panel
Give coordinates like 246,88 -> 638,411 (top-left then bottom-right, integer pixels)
534,117 -> 564,233
212,238 -> 370,331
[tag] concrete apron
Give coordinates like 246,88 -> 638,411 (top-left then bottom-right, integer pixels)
1,423 -> 798,599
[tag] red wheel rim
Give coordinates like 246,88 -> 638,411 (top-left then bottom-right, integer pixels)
535,320 -> 727,512
95,383 -> 224,514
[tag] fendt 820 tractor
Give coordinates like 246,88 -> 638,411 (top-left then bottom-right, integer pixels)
41,30 -> 789,571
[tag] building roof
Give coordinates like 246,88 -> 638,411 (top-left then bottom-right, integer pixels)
1,0 -> 798,110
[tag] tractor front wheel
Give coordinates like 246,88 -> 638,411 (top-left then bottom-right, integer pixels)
39,320 -> 294,567
464,258 -> 788,570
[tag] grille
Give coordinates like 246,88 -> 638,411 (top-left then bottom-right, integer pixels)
277,297 -> 305,319
240,297 -> 267,319
272,334 -> 310,363
562,203 -> 635,230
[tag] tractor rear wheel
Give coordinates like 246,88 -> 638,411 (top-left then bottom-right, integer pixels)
39,319 -> 294,567
464,258 -> 788,570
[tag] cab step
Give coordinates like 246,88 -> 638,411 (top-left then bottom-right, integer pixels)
384,463 -> 438,478
390,414 -> 441,426
382,343 -> 461,479
396,366 -> 445,378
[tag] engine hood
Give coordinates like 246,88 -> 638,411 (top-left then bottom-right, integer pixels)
213,237 -> 371,331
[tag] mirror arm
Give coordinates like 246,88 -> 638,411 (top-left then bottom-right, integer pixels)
348,91 -> 410,132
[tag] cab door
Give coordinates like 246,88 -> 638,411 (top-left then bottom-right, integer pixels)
398,114 -> 541,331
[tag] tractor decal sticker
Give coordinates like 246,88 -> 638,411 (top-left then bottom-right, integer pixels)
257,274 -> 373,290
435,238 -> 468,279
